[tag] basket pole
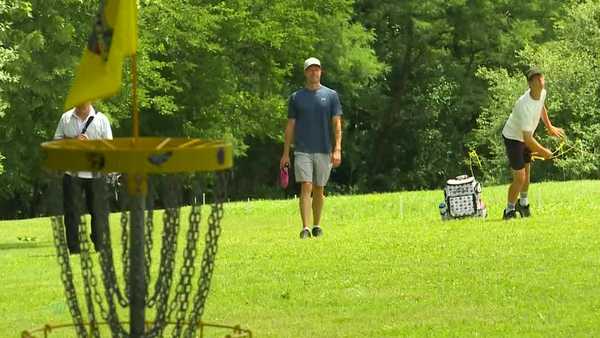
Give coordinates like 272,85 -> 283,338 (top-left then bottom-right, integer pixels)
129,52 -> 145,337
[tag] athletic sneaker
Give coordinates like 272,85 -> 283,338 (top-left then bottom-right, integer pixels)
299,228 -> 311,239
503,209 -> 517,220
516,199 -> 531,218
311,226 -> 323,238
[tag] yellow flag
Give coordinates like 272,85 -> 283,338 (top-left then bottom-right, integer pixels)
64,0 -> 137,110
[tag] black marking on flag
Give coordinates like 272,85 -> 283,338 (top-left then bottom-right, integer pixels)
87,0 -> 113,61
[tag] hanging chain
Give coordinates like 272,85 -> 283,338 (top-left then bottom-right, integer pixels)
96,228 -> 129,338
50,216 -> 88,338
50,172 -> 228,338
168,200 -> 203,338
146,207 -> 183,338
182,171 -> 227,338
149,175 -> 188,338
77,216 -> 101,338
93,179 -> 129,337
97,224 -> 129,308
146,208 -> 179,305
118,174 -> 131,294
143,176 -> 157,302
144,209 -> 154,299
120,210 -> 130,293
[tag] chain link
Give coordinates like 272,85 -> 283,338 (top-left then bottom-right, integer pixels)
82,177 -> 136,337
50,171 -> 228,338
96,229 -> 129,337
50,216 -> 88,338
77,214 -> 102,338
120,209 -> 130,294
97,225 -> 129,308
146,207 -> 182,338
182,171 -> 227,338
168,200 -> 203,338
147,175 -> 187,337
94,179 -> 129,337
144,209 -> 154,300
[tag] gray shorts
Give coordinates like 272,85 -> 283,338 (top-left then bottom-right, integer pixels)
294,152 -> 332,187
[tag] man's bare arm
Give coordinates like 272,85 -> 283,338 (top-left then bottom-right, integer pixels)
331,116 -> 342,167
541,105 -> 565,138
523,131 -> 552,159
280,119 -> 295,168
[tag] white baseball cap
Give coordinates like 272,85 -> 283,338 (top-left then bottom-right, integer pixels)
303,57 -> 321,70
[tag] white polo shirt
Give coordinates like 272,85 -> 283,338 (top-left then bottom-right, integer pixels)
502,89 -> 546,142
53,107 -> 113,178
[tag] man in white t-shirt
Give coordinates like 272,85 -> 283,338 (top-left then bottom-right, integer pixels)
501,67 -> 565,220
54,101 -> 113,253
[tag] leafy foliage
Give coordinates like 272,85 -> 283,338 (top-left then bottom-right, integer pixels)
473,0 -> 600,183
0,0 -> 382,218
350,0 -> 564,190
1,0 -> 598,218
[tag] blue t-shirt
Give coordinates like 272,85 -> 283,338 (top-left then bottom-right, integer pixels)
287,85 -> 343,154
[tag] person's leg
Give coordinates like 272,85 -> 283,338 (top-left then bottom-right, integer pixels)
312,185 -> 324,226
520,146 -> 532,207
515,161 -> 532,217
508,168 -> 527,206
87,177 -> 109,251
82,178 -> 98,249
294,152 -> 314,237
311,153 -> 332,236
520,162 -> 530,203
300,182 -> 313,229
503,136 -> 526,218
62,174 -> 81,253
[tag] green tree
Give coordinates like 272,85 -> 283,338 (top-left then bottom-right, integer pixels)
118,0 -> 383,200
0,0 -> 95,218
0,0 -> 25,176
0,0 -> 382,218
132,0 -> 383,145
352,0 -> 564,191
473,0 -> 600,184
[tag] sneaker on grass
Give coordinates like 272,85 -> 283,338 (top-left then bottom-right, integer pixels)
516,199 -> 531,218
299,228 -> 311,239
311,226 -> 323,238
503,208 -> 517,220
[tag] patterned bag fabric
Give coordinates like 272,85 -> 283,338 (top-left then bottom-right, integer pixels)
441,175 -> 487,219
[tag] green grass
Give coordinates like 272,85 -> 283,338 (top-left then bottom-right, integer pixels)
2,180 -> 600,337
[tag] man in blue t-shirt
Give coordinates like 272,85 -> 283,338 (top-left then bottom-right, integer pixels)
280,57 -> 343,239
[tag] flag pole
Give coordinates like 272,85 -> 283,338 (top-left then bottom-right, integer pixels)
132,54 -> 139,138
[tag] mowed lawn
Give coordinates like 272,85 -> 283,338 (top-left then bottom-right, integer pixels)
1,180 -> 600,337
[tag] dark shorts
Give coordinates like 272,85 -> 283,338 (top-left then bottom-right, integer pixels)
503,135 -> 532,170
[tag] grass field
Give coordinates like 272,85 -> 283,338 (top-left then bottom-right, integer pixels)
1,180 -> 600,337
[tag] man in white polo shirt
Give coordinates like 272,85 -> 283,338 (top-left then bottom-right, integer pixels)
54,101 -> 113,253
501,67 -> 565,220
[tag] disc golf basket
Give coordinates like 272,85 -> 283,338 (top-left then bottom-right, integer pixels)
21,137 -> 251,338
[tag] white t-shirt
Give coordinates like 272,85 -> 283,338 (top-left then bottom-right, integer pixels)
54,107 -> 113,178
502,89 -> 546,142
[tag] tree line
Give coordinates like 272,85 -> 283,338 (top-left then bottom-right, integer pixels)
0,0 -> 598,219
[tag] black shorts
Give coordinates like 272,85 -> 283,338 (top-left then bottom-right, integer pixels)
503,135 -> 532,170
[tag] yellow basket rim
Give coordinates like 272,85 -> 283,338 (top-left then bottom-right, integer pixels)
41,137 -> 233,174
